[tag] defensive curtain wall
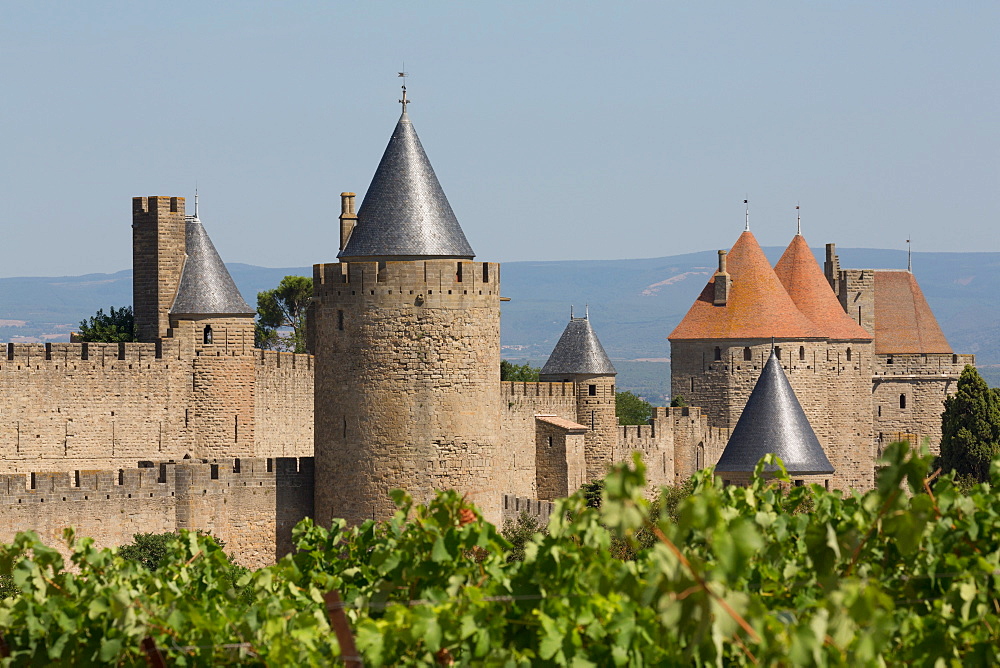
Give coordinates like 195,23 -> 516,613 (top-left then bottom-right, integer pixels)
0,341 -> 313,474
0,457 -> 313,569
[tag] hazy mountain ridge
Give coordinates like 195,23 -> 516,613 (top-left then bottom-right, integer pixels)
2,249 -> 997,386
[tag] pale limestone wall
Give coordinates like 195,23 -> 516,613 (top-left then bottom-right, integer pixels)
574,375 -> 617,480
313,260 -> 506,526
836,269 -> 876,335
534,423 -> 585,500
254,351 -> 314,458
0,341 -> 192,472
873,353 -> 972,455
133,196 -> 186,342
825,341 -> 876,490
1,331 -> 314,473
0,458 -> 314,569
670,339 -> 874,491
501,381 -> 579,498
665,406 -> 730,482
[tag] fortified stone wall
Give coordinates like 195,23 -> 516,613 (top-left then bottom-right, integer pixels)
873,353 -> 973,454
501,381 -> 578,498
254,350 -> 314,458
0,340 -> 316,472
671,340 -> 871,490
313,259 -> 507,525
0,457 -> 313,569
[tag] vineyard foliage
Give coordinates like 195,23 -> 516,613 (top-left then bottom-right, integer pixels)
3,442 -> 1000,664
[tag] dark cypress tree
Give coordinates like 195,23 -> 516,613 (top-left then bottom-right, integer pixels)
940,365 -> 1000,482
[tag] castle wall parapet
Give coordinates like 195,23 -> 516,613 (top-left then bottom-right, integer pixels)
501,494 -> 555,524
313,260 -> 500,309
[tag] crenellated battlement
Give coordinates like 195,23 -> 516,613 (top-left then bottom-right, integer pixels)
874,352 -> 974,376
1,340 -> 185,371
0,457 -> 314,505
313,259 -> 500,308
501,381 -> 576,399
256,349 -> 314,370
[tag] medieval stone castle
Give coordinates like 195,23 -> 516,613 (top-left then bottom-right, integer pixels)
0,96 -> 972,567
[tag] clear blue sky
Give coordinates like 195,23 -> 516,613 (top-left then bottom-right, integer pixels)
1,1 -> 997,277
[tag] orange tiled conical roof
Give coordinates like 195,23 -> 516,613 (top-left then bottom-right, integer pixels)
774,234 -> 872,341
669,231 -> 823,340
873,271 -> 952,354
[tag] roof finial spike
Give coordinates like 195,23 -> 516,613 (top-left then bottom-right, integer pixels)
770,336 -> 775,353
397,68 -> 410,114
907,236 -> 912,272
585,304 -> 589,320
744,198 -> 750,232
570,305 -> 574,319
796,203 -> 801,235
194,186 -> 199,219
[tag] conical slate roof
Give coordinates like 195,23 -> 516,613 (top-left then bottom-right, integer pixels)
715,350 -> 834,476
339,108 -> 475,261
873,271 -> 952,354
170,216 -> 254,316
540,315 -> 617,376
774,234 -> 872,341
669,231 -> 823,340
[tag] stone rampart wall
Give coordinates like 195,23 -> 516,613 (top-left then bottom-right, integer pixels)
0,457 -> 314,569
0,341 -> 316,473
254,351 -> 314,458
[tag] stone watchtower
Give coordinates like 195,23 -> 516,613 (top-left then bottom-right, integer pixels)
132,195 -> 257,457
538,311 -> 618,480
312,92 -> 503,525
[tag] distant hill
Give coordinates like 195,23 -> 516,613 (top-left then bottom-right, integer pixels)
2,248 -> 998,394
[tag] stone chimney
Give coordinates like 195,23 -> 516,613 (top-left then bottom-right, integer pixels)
339,192 -> 357,251
713,250 -> 730,306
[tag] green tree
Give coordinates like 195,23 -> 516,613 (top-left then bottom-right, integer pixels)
500,359 -> 540,381
500,511 -> 547,562
670,394 -> 688,407
616,390 -> 652,425
76,306 -> 136,342
117,532 -> 172,571
940,365 -> 1000,483
256,275 -> 312,353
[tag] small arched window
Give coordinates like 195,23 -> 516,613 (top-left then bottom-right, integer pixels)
775,346 -> 782,359
713,346 -> 722,361
799,346 -> 805,361
899,394 -> 907,409
743,347 -> 752,361
203,325 -> 213,345
846,347 -> 852,361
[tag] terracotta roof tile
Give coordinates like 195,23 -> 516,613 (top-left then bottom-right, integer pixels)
535,415 -> 589,432
669,231 -> 823,340
874,271 -> 952,354
774,235 -> 872,341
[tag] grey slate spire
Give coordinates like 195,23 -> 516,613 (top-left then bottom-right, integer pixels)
170,211 -> 254,316
540,312 -> 617,376
715,350 -> 833,476
338,103 -> 475,262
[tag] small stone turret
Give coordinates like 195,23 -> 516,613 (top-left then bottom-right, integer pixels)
715,349 -> 833,486
168,199 -> 256,458
133,196 -> 186,342
539,310 -> 618,480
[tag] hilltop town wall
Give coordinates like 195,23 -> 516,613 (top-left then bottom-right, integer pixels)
0,342 -> 315,474
0,457 -> 313,569
873,353 -> 974,454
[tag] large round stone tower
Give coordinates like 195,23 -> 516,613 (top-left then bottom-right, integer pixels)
313,91 -> 503,525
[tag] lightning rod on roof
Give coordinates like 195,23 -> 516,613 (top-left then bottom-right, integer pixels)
796,203 -> 801,235
907,237 -> 912,272
744,198 -> 750,232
